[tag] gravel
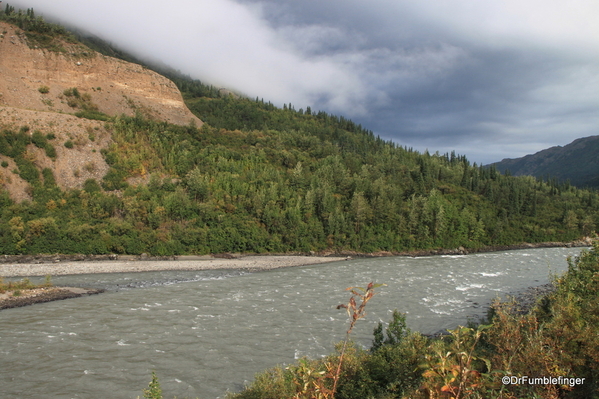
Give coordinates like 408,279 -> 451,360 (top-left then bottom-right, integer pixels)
0,255 -> 347,277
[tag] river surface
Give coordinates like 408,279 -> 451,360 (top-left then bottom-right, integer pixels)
0,247 -> 583,398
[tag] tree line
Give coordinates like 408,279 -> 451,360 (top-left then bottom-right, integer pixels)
1,106 -> 597,255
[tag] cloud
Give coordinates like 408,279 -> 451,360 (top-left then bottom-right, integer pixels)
8,0 -> 599,164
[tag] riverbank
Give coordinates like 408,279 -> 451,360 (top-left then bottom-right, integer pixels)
497,282 -> 556,315
326,237 -> 593,258
0,255 -> 348,277
0,286 -> 105,310
0,236 -> 593,270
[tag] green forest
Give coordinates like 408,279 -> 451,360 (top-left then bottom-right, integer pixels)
1,10 -> 598,256
1,95 -> 597,255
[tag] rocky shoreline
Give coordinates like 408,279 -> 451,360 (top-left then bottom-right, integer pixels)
0,237 -> 593,266
0,287 -> 105,311
424,282 -> 557,338
0,255 -> 348,277
498,282 -> 557,315
329,237 -> 593,258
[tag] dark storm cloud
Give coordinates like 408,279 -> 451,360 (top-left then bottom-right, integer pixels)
9,0 -> 599,163
245,0 -> 599,162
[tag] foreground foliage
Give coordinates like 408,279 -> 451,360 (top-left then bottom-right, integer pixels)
142,371 -> 163,399
226,245 -> 599,399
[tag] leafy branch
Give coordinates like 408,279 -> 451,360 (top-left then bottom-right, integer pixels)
332,282 -> 386,397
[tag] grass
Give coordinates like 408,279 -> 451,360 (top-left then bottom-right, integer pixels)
0,275 -> 53,294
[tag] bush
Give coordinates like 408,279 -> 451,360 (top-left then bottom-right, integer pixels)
42,168 -> 56,186
64,140 -> 74,149
227,366 -> 294,399
63,87 -> 80,98
45,144 -> 56,159
15,156 -> 39,184
101,168 -> 128,191
143,371 -> 163,399
38,85 -> 50,94
75,110 -> 110,121
83,178 -> 102,193
31,130 -> 47,148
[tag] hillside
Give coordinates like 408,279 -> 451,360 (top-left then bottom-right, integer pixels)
0,15 -> 201,201
1,9 -> 599,256
489,135 -> 599,189
0,20 -> 201,126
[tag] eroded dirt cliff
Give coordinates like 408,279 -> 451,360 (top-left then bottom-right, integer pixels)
0,21 -> 202,201
0,21 -> 202,125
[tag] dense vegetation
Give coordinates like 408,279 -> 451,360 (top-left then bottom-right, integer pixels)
2,84 -> 599,254
1,104 -> 598,256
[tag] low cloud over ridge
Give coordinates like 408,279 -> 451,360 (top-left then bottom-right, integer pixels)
9,0 -> 599,164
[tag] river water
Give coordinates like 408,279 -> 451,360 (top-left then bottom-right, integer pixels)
0,247 -> 583,398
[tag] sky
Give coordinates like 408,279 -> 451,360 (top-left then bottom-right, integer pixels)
9,0 -> 599,164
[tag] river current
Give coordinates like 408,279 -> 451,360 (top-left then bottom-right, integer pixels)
0,247 -> 583,398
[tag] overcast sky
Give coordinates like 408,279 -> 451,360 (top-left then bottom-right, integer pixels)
9,0 -> 599,164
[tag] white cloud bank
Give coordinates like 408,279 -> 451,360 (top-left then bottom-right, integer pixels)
7,0 -> 599,163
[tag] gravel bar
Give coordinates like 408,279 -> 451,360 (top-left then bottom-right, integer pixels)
0,256 -> 347,277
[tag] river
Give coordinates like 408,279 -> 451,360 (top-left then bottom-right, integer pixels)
0,247 -> 583,398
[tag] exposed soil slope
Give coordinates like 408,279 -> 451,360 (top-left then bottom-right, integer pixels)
0,21 -> 202,201
0,21 -> 202,126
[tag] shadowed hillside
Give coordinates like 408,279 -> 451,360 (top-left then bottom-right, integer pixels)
489,135 -> 599,189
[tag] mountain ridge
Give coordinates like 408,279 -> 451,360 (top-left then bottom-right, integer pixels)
489,135 -> 599,188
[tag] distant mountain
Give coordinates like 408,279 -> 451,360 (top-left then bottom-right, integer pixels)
489,136 -> 599,189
